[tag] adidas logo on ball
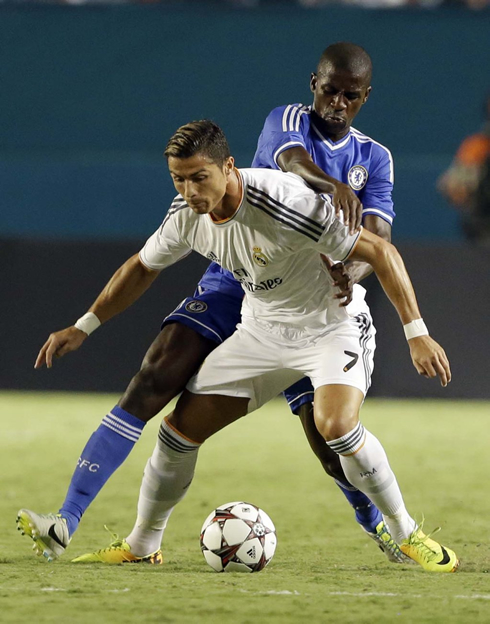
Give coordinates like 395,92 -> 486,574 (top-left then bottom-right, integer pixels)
200,501 -> 277,573
247,545 -> 256,558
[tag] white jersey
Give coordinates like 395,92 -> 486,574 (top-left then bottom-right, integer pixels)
140,168 -> 361,335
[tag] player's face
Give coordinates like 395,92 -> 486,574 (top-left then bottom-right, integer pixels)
310,64 -> 371,140
168,154 -> 234,214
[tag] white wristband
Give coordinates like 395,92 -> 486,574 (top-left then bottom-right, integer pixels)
403,318 -> 429,341
74,312 -> 101,336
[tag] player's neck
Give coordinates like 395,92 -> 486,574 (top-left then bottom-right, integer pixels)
210,168 -> 243,222
311,110 -> 351,143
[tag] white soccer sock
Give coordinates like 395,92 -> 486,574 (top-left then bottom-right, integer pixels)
126,418 -> 200,557
327,422 -> 415,543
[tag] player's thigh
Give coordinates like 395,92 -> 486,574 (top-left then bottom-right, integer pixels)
169,390 -> 249,443
141,322 -> 217,384
186,326 -> 302,414
119,323 -> 218,419
302,313 -> 376,398
187,324 -> 283,397
299,315 -> 375,440
140,289 -> 242,385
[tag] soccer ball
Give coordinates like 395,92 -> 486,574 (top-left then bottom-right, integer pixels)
200,501 -> 277,573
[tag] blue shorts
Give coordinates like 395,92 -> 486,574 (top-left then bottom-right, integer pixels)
162,288 -> 242,345
282,377 -> 315,415
163,287 -> 314,413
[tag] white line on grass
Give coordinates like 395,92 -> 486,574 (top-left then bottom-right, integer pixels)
238,589 -> 490,601
3,587 -> 490,601
330,592 -> 490,600
39,587 -> 130,593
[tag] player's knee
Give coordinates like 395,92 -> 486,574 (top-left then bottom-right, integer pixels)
130,361 -> 182,399
314,408 -> 359,442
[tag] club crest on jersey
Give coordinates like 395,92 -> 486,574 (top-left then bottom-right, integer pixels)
252,246 -> 269,267
348,165 -> 368,191
185,300 -> 208,313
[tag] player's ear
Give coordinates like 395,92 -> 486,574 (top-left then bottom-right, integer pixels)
224,156 -> 235,176
310,73 -> 317,93
363,86 -> 372,104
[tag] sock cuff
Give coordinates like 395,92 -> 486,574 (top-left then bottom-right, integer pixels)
328,422 -> 366,456
101,406 -> 145,442
158,418 -> 200,453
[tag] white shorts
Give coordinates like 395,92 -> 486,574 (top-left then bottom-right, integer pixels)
186,307 -> 376,413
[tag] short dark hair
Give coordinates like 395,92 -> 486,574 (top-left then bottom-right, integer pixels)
317,42 -> 372,85
164,120 -> 231,166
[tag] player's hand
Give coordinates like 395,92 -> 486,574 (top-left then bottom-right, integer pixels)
34,326 -> 88,369
332,182 -> 363,234
408,335 -> 451,387
328,261 -> 353,307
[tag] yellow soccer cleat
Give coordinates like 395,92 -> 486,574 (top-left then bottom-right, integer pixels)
72,531 -> 163,565
400,525 -> 459,573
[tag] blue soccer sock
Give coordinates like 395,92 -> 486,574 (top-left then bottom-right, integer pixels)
59,406 -> 145,536
335,480 -> 382,534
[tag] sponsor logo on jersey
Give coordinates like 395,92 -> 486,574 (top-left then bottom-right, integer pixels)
252,246 -> 269,267
348,165 -> 368,190
242,278 -> 283,292
185,300 -> 208,313
233,267 -> 283,292
206,251 -> 220,263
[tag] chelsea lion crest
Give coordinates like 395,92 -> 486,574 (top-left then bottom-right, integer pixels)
185,300 -> 208,313
348,165 -> 368,191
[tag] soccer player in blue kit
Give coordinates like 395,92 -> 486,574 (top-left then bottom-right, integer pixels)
18,43 -> 404,564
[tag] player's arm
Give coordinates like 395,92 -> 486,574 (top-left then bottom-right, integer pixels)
277,146 -> 362,233
343,214 -> 391,283
35,254 -> 160,369
349,229 -> 451,387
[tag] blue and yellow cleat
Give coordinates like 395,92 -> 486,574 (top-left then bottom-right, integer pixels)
364,520 -> 411,564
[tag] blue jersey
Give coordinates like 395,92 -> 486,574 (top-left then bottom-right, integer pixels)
252,103 -> 395,226
199,102 -> 395,295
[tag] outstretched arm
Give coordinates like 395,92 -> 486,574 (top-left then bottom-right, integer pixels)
35,254 -> 160,369
349,229 -> 451,386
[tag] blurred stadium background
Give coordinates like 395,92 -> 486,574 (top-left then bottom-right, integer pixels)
1,0 -> 490,398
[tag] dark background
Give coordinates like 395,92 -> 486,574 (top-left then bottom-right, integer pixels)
2,4 -> 489,397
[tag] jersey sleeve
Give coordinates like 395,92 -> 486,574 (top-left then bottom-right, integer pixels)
139,201 -> 192,271
251,104 -> 309,169
317,214 -> 362,263
360,146 -> 395,226
287,186 -> 362,262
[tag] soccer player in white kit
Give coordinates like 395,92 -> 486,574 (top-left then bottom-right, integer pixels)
20,120 -> 458,572
98,119 -> 455,573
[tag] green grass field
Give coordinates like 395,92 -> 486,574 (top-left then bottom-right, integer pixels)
1,392 -> 489,623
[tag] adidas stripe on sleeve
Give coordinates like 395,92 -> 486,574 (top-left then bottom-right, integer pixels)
251,104 -> 309,170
